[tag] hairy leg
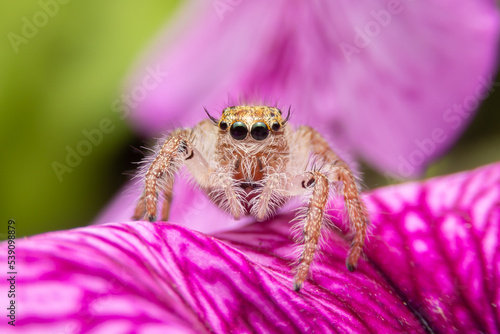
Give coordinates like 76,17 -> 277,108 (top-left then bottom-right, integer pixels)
133,129 -> 193,222
285,171 -> 329,291
160,177 -> 174,221
133,125 -> 244,221
328,161 -> 368,271
132,194 -> 147,221
288,126 -> 369,287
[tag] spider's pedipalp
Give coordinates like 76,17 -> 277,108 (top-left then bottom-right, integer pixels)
250,170 -> 288,221
208,169 -> 246,219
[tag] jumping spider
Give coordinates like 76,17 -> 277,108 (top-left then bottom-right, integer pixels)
133,105 -> 369,291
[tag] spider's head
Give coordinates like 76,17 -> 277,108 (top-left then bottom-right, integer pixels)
205,106 -> 290,142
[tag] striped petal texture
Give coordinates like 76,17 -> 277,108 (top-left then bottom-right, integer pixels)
2,162 -> 499,333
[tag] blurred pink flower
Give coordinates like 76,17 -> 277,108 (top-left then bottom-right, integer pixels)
4,162 -> 500,333
5,2 -> 500,333
99,0 -> 499,230
125,0 -> 499,177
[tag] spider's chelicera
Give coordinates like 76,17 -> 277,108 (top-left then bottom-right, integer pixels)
133,105 -> 369,291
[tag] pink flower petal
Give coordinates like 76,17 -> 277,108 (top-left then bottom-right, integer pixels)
4,162 -> 500,332
364,162 -> 500,332
127,0 -> 499,176
3,221 -> 423,333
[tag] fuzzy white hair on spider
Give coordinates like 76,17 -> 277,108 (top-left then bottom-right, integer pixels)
133,105 -> 370,292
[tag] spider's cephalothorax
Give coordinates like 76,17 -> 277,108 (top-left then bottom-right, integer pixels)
214,106 -> 290,195
133,105 -> 369,291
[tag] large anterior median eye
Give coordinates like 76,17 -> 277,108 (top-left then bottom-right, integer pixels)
230,121 -> 248,140
251,122 -> 269,141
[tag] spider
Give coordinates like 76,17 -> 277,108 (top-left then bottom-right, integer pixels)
132,105 -> 369,291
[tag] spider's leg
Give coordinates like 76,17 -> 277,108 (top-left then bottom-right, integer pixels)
132,194 -> 147,221
327,162 -> 368,271
133,170 -> 174,222
287,126 -> 369,291
160,177 -> 174,221
286,171 -> 329,292
134,129 -> 194,222
299,125 -> 369,271
134,122 -> 244,221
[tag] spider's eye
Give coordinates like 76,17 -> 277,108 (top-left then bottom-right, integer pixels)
219,121 -> 228,130
251,122 -> 269,141
230,121 -> 248,140
271,122 -> 281,131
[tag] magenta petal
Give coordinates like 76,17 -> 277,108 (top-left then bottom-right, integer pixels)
4,163 -> 500,332
330,0 -> 500,175
127,0 -> 499,176
4,224 -> 423,332
364,162 -> 500,332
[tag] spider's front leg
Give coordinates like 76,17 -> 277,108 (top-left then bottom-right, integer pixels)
132,129 -> 199,222
286,171 -> 330,292
288,126 -> 370,291
133,127 -> 244,222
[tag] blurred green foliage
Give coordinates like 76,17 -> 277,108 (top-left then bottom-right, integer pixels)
0,1 -> 498,239
0,0 -> 181,238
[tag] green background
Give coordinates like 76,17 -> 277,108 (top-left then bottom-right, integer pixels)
0,0 -> 182,238
1,1 -> 499,238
